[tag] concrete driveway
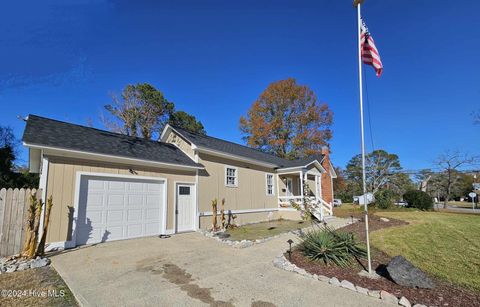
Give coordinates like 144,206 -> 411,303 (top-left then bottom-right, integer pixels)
52,229 -> 386,307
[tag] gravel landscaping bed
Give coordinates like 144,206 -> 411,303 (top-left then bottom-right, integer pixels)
287,215 -> 480,307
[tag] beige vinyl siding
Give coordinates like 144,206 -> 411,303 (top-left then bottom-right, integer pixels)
306,177 -> 316,197
199,211 -> 275,228
197,153 -> 277,213
45,156 -> 196,243
278,175 -> 301,197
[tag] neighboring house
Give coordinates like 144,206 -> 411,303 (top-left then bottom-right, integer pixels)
23,115 -> 336,249
353,193 -> 375,205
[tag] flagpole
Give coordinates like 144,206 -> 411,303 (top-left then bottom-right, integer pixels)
355,0 -> 373,274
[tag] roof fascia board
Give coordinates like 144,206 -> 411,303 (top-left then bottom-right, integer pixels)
277,160 -> 326,173
276,169 -> 307,175
196,147 -> 278,168
23,142 -> 203,171
159,124 -> 172,141
329,161 -> 338,178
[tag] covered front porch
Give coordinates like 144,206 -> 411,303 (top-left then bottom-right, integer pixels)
276,167 -> 333,221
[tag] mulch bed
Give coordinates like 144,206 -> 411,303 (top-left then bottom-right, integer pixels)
288,215 -> 480,307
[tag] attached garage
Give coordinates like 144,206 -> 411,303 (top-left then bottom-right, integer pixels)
74,174 -> 167,246
23,115 -> 203,248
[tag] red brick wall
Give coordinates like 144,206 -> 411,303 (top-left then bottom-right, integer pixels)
321,147 -> 333,204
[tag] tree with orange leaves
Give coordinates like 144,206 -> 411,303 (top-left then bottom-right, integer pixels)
239,78 -> 333,159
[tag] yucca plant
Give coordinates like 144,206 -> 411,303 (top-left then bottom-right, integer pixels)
332,230 -> 368,260
299,227 -> 367,267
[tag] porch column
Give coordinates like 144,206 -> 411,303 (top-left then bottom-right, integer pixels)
299,170 -> 304,200
276,174 -> 281,207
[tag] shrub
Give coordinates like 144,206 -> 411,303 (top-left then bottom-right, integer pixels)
403,190 -> 433,210
299,227 -> 367,267
375,189 -> 395,209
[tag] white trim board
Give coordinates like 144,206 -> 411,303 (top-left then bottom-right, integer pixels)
199,207 -> 279,216
37,155 -> 49,242
194,168 -> 200,231
24,142 -> 203,171
277,208 -> 299,212
71,171 -> 168,247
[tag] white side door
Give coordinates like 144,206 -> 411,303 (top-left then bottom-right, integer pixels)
176,184 -> 195,232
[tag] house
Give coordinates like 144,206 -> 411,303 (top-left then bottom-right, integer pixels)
23,115 -> 337,249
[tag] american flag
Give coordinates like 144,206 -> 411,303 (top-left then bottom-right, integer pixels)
361,18 -> 383,77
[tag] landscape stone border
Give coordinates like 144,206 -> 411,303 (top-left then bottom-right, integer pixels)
199,217 -> 359,249
199,228 -> 307,248
272,253 -> 427,307
0,255 -> 51,274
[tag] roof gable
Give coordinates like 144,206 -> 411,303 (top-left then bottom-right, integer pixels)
162,124 -> 327,170
163,125 -> 292,167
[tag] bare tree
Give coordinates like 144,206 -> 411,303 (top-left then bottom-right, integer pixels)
415,169 -> 432,192
434,151 -> 479,208
103,83 -> 174,139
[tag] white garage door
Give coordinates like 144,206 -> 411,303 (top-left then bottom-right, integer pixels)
75,175 -> 165,245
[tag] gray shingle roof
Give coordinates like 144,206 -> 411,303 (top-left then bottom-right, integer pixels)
170,126 -> 324,169
23,115 -> 202,168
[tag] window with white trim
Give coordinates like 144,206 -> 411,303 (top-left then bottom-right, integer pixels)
225,166 -> 238,187
266,174 -> 274,195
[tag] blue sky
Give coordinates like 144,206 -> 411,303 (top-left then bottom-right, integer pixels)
1,0 -> 479,170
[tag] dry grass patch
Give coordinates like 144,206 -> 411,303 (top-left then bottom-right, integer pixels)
0,266 -> 77,307
225,219 -> 307,241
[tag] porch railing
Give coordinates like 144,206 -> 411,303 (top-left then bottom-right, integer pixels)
278,196 -> 304,207
278,196 -> 333,219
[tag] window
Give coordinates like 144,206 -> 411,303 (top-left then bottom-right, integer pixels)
266,174 -> 274,195
225,166 -> 238,187
179,186 -> 190,195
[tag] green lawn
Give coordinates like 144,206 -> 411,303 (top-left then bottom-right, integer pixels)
447,201 -> 477,209
333,203 -> 416,218
370,211 -> 480,291
225,219 -> 308,241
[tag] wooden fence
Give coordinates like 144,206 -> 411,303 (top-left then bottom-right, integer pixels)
0,188 -> 42,257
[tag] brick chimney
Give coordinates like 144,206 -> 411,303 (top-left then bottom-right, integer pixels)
320,146 -> 334,204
